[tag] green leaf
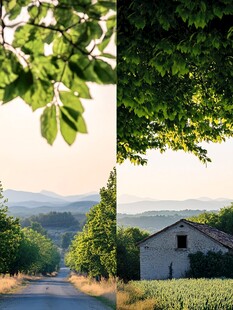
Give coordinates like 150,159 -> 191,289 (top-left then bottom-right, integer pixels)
69,56 -> 102,83
53,36 -> 72,56
22,78 -> 53,111
8,4 -> 22,20
59,91 -> 84,113
60,107 -> 78,130
28,6 -> 39,19
87,21 -> 103,40
1,69 -> 33,104
98,37 -> 111,53
44,31 -> 54,44
98,1 -> 116,10
13,25 -> 34,48
59,105 -> 87,136
0,63 -> 18,88
68,61 -> 86,80
59,108 -> 77,145
77,115 -> 88,133
71,79 -> 92,99
131,15 -> 146,30
100,53 -> 116,59
40,105 -> 58,145
93,60 -> 116,84
213,6 -> 223,19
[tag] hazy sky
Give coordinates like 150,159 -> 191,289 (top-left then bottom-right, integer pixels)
117,139 -> 233,201
0,84 -> 115,196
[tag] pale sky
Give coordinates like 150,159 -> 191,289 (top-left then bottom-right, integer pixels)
117,139 -> 233,201
0,6 -> 116,197
0,84 -> 116,196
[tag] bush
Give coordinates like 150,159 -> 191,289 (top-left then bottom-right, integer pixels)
188,251 -> 233,278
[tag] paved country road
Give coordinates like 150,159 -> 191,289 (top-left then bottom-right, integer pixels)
0,268 -> 112,310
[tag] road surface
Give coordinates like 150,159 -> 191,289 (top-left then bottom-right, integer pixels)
0,268 -> 112,310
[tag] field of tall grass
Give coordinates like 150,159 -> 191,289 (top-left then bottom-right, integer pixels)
117,278 -> 233,310
69,274 -> 116,309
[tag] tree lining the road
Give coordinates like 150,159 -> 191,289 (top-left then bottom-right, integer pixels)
65,168 -> 116,278
0,182 -> 60,275
117,0 -> 233,165
0,0 -> 116,145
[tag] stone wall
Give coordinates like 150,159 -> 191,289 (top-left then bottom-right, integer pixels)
139,221 -> 228,280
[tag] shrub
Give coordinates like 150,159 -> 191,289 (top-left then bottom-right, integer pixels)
188,251 -> 233,278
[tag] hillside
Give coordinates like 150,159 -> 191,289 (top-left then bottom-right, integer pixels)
8,201 -> 98,218
3,189 -> 100,217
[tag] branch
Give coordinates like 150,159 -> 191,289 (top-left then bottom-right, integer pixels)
27,21 -> 64,34
4,42 -> 30,67
26,21 -> 90,56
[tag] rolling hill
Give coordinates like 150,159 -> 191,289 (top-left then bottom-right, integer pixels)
4,189 -> 100,217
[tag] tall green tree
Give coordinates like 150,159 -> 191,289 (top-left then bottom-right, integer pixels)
65,168 -> 116,278
0,0 -> 116,145
0,182 -> 22,274
118,0 -> 233,165
22,228 -> 60,275
117,227 -> 149,281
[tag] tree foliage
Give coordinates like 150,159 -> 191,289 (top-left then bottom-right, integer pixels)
0,0 -> 116,145
0,182 -> 60,275
0,183 -> 22,274
117,227 -> 149,281
65,168 -> 116,278
188,251 -> 233,278
117,0 -> 233,165
189,203 -> 233,235
22,211 -> 80,229
21,228 -> 60,275
61,232 -> 75,250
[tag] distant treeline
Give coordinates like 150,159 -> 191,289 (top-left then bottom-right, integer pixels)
117,210 -> 218,233
21,211 -> 80,229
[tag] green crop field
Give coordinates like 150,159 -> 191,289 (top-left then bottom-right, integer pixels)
118,279 -> 233,310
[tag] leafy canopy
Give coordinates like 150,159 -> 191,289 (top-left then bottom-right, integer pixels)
117,0 -> 233,165
189,203 -> 233,235
0,0 -> 116,145
65,168 -> 116,278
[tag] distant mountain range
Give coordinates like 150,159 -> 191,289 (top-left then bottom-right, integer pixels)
4,189 -> 233,218
3,189 -> 100,217
118,198 -> 233,214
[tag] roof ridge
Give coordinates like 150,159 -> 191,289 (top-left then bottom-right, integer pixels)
138,218 -> 233,250
182,219 -> 233,250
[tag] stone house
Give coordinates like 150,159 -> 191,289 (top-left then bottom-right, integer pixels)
138,219 -> 233,280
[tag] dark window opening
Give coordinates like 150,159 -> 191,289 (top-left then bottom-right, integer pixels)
177,235 -> 187,248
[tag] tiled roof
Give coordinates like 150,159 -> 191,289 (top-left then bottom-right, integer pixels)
183,219 -> 233,250
138,219 -> 233,250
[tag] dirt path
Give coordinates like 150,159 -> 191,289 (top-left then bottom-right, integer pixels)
0,268 -> 112,310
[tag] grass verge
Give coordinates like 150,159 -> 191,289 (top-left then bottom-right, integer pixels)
117,281 -> 157,310
69,274 -> 116,309
0,274 -> 40,294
